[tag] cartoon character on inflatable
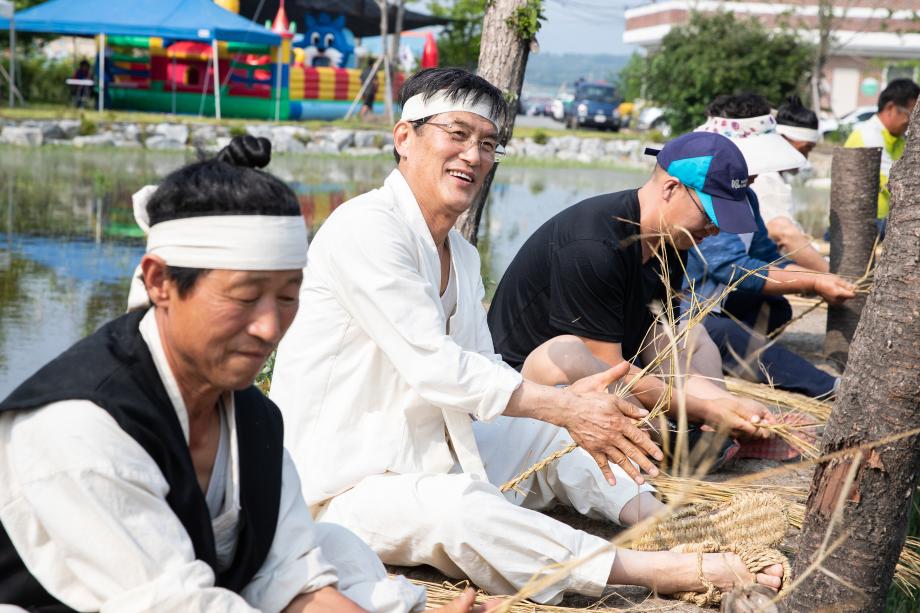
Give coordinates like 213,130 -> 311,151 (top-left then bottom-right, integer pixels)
298,13 -> 356,68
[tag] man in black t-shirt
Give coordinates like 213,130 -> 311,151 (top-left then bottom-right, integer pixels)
489,132 -> 777,441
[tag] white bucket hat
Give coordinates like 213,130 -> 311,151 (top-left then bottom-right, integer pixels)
694,114 -> 806,175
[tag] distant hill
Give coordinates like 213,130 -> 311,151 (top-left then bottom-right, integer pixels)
523,53 -> 631,96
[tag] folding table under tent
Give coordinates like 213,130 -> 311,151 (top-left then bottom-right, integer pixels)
0,0 -> 281,117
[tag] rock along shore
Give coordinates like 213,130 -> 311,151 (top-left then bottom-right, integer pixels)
0,118 -> 833,177
0,118 -> 664,168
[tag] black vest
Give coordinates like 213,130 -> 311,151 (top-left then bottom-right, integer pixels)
0,311 -> 284,612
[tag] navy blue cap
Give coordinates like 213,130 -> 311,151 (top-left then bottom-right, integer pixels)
645,132 -> 756,234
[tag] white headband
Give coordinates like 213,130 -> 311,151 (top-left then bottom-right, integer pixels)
400,91 -> 500,128
126,185 -> 308,311
776,124 -> 819,144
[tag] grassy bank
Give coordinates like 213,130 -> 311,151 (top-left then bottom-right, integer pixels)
0,104 -> 662,143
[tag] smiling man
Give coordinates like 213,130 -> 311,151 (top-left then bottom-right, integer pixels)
270,70 -> 785,604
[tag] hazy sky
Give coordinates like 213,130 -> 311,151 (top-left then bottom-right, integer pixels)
408,0 -> 638,56
538,0 -> 636,56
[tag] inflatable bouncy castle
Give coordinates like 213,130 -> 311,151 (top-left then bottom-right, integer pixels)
104,1 -> 417,120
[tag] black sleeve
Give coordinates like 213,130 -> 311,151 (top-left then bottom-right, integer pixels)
548,239 -> 627,343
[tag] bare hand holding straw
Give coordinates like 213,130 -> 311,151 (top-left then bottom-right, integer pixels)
701,395 -> 777,440
812,273 -> 857,305
504,361 -> 664,488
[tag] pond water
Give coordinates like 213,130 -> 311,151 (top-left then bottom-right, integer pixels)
0,146 -> 831,394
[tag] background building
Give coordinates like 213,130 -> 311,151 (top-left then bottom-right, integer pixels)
623,1 -> 920,117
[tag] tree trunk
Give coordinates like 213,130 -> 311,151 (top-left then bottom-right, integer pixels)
455,0 -> 541,244
377,0 -> 393,123
788,105 -> 920,612
824,146 -> 881,369
810,0 -> 833,113
389,0 -> 406,70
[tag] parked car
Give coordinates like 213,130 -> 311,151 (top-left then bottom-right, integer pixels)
820,105 -> 877,136
564,82 -> 622,131
521,95 -> 554,116
636,106 -> 672,137
550,87 -> 574,122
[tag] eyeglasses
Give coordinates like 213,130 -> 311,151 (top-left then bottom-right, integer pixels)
423,121 -> 506,163
684,185 -> 717,231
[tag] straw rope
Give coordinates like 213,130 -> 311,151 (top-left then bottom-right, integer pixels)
404,577 -> 688,611
668,541 -> 791,607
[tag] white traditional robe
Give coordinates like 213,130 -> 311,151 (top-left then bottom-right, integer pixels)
270,169 -> 655,604
0,309 -> 425,613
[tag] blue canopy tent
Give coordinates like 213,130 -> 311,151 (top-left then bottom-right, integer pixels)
0,0 -> 281,117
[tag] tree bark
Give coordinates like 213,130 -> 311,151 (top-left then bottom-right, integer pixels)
788,104 -> 920,612
824,146 -> 881,370
389,0 -> 406,70
377,0 -> 393,123
455,0 -> 540,244
810,0 -> 833,113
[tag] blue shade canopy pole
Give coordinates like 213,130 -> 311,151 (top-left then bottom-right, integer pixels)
211,37 -> 221,120
97,32 -> 105,112
274,44 -> 281,121
8,11 -> 13,108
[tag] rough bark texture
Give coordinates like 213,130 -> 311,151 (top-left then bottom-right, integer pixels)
788,106 -> 920,611
824,146 -> 881,369
809,0 -> 832,113
455,0 -> 535,244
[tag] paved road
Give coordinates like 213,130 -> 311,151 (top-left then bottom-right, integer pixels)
514,114 -> 566,130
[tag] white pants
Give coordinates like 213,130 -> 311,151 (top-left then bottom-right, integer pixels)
314,523 -> 427,612
318,416 -> 655,604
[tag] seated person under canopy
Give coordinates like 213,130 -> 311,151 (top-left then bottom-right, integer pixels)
0,137 -> 484,613
269,68 -> 785,605
488,132 -> 779,463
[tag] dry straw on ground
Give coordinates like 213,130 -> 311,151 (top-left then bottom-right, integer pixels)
403,235 -> 902,609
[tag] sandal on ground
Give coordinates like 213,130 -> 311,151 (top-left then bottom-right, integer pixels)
668,540 -> 791,607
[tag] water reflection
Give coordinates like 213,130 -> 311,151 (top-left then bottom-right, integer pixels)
0,147 -> 830,394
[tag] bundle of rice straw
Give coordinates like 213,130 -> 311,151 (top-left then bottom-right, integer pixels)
724,377 -> 832,423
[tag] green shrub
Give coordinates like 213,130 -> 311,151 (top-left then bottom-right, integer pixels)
78,114 -> 97,136
16,55 -> 75,105
228,125 -> 247,138
532,129 -> 548,145
644,12 -> 813,133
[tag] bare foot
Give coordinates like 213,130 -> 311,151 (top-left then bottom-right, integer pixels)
609,549 -> 784,598
700,552 -> 783,592
429,587 -> 505,613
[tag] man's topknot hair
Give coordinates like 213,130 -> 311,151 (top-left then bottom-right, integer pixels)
145,135 -> 300,226
776,95 -> 818,130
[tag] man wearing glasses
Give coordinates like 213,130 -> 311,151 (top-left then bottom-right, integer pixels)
845,78 -> 919,235
488,132 -> 779,450
270,70 -> 786,604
